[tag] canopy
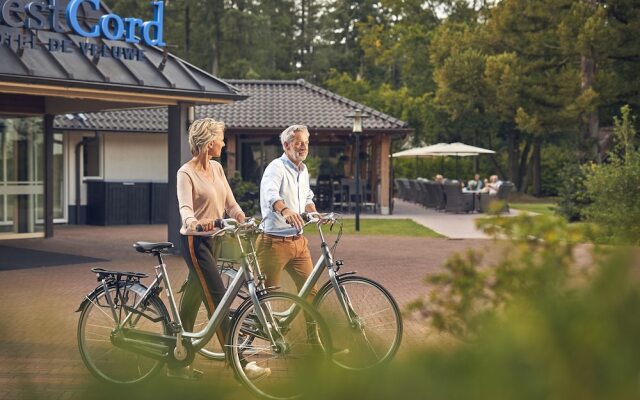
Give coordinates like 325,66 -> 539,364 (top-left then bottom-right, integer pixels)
432,142 -> 496,156
391,143 -> 449,158
392,142 -> 495,158
391,142 -> 496,178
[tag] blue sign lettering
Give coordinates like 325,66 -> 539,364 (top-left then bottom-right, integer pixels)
65,0 -> 98,37
65,0 -> 165,46
0,0 -> 165,47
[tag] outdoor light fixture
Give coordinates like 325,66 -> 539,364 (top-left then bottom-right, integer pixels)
346,109 -> 368,231
187,105 -> 196,124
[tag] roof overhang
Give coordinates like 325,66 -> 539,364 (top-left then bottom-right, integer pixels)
0,77 -> 245,114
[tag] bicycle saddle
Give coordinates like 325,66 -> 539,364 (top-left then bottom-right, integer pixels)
133,241 -> 174,253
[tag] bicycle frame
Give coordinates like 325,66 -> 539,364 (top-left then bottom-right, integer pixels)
104,224 -> 281,359
256,213 -> 359,327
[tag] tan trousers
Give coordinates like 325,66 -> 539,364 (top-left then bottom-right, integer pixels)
255,234 -> 317,301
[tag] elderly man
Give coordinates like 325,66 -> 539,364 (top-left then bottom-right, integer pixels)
257,125 -> 319,301
484,175 -> 503,195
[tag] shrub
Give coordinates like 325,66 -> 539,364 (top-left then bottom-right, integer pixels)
227,172 -> 259,217
556,161 -> 590,221
411,213 -> 598,338
583,105 -> 640,244
309,214 -> 639,400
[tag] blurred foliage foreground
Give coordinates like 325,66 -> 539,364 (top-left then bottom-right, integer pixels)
11,214 -> 640,400
311,213 -> 640,400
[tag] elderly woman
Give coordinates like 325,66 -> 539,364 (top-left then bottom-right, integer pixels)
173,118 -> 269,380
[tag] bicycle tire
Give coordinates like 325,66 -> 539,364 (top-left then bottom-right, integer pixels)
77,283 -> 170,384
228,292 -> 333,400
313,275 -> 403,370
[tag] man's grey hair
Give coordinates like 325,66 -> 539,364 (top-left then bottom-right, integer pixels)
280,125 -> 309,149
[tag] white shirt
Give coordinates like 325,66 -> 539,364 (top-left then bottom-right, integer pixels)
488,180 -> 503,195
260,153 -> 315,236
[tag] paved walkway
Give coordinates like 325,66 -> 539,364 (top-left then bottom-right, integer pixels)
0,219 -> 494,399
359,198 -> 522,239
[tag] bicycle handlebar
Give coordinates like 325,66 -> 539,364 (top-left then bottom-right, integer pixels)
195,217 -> 260,236
300,212 -> 338,226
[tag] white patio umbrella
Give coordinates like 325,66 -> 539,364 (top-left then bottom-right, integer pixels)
391,143 -> 450,177
430,142 -> 495,178
391,142 -> 495,179
391,143 -> 449,158
435,142 -> 496,156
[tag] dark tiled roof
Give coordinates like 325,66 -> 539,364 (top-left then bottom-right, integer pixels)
54,79 -> 410,133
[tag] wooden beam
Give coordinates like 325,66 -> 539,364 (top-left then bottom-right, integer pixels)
380,134 -> 391,215
226,133 -> 237,176
0,82 -> 235,107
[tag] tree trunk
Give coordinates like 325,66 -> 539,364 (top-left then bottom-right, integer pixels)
532,138 -> 542,196
184,1 -> 190,60
507,129 -> 520,186
581,55 -> 600,162
517,137 -> 532,192
580,0 -> 600,162
210,0 -> 224,76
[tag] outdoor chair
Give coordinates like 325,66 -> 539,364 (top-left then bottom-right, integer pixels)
496,181 -> 514,213
416,179 -> 431,207
432,182 -> 446,211
408,179 -> 420,203
443,182 -> 474,213
343,178 -> 375,213
314,175 -> 333,210
478,181 -> 514,213
397,178 -> 411,201
424,181 -> 438,209
413,179 -> 426,207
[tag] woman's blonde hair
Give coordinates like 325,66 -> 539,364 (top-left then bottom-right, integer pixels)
188,118 -> 225,156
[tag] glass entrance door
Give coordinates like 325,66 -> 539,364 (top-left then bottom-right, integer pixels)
0,116 -> 44,238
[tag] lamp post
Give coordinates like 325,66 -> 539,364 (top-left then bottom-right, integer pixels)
347,110 -> 367,231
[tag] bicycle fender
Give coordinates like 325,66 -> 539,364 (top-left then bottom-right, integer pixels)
75,282 -> 148,312
313,272 -> 358,306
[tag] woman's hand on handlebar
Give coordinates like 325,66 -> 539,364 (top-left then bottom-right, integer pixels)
190,218 -> 215,232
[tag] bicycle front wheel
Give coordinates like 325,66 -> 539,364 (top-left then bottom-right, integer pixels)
228,292 -> 332,400
77,284 -> 170,384
314,276 -> 403,370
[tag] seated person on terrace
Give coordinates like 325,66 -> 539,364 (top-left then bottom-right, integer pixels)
467,174 -> 483,191
482,175 -> 503,195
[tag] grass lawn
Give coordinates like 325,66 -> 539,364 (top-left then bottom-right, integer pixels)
326,218 -> 442,237
510,203 -> 557,216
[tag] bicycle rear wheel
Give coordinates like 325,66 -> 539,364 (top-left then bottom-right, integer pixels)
77,284 -> 170,384
314,276 -> 403,370
228,292 -> 332,400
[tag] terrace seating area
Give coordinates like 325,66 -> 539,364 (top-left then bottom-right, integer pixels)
395,178 -> 514,214
312,175 -> 376,213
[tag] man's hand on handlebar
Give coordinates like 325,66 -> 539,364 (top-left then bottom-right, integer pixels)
282,208 -> 305,230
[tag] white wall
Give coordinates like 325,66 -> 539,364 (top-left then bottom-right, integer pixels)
103,134 -> 167,181
65,132 -> 168,207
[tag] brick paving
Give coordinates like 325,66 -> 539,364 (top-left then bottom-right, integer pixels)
0,223 -> 491,399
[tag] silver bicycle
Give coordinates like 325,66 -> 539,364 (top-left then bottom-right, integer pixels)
76,218 -> 333,400
196,212 -> 403,370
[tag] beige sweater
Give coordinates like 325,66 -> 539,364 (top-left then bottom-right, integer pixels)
177,160 -> 243,235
